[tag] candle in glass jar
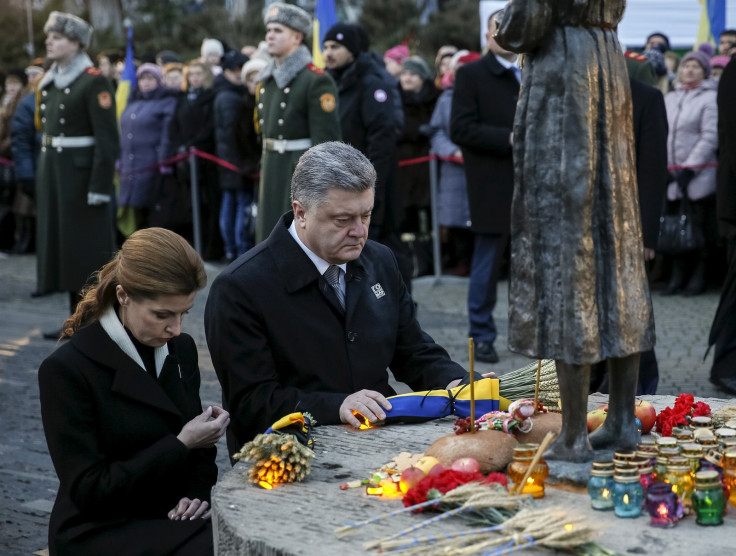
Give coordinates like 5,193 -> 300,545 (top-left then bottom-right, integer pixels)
645,482 -> 683,528
692,470 -> 726,526
612,474 -> 643,518
588,467 -> 615,510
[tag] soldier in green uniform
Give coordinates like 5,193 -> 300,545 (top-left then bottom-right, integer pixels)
37,12 -> 119,337
254,2 -> 341,243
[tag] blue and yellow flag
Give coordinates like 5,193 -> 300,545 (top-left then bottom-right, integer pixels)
312,0 -> 338,68
115,26 -> 136,121
697,0 -> 726,46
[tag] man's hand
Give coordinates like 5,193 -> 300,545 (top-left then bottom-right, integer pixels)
168,497 -> 211,520
177,406 -> 230,449
339,390 -> 392,427
446,372 -> 496,390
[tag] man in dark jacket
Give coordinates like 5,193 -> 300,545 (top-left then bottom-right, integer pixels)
205,142 -> 470,452
36,12 -> 119,336
213,51 -> 253,260
323,23 -> 413,290
450,10 -> 519,364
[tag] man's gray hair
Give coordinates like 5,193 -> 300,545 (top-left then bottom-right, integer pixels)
291,142 -> 376,210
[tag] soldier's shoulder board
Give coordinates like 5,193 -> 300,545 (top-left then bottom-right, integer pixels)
307,63 -> 325,75
625,51 -> 647,63
85,67 -> 102,76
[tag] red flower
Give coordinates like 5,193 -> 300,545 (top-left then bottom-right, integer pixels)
691,401 -> 711,417
655,406 -> 689,436
673,394 -> 694,414
402,470 -> 508,509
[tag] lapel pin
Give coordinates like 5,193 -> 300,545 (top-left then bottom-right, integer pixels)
371,283 -> 385,299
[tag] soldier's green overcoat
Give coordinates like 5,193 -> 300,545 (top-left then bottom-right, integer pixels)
255,46 -> 341,242
36,54 -> 119,293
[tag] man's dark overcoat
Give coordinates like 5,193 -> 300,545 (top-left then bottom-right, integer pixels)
36,58 -> 119,293
450,53 -> 518,235
205,213 -> 466,453
38,323 -> 217,556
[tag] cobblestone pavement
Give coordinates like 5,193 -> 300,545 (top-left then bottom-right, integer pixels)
0,252 -> 730,555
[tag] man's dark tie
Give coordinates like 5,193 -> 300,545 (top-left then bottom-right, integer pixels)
323,265 -> 345,310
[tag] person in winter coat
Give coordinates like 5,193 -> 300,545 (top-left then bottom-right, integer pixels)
36,12 -> 119,336
662,49 -> 719,296
322,22 -> 412,290
213,51 -> 253,261
429,51 -> 478,276
39,227 -> 229,556
10,68 -> 42,254
0,69 -> 27,250
396,56 -> 439,276
119,63 -> 178,231
168,60 -> 220,257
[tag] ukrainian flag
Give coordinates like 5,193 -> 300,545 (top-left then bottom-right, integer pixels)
312,0 -> 338,68
697,0 -> 726,45
115,26 -> 136,121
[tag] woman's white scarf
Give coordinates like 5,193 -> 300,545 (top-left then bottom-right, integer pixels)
99,306 -> 169,378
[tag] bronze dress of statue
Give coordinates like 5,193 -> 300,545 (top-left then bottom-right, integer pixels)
496,0 -> 655,462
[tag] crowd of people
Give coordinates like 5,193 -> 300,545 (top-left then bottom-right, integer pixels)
0,3 -> 733,555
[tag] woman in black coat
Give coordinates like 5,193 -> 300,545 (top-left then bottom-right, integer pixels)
38,227 -> 230,556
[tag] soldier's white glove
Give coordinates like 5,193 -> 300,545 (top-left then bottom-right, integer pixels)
87,193 -> 111,206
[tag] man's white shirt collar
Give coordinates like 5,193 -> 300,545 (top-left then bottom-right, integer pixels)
288,220 -> 347,277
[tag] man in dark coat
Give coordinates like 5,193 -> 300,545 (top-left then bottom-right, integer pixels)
36,12 -> 118,330
450,10 -> 519,364
205,142 -> 470,453
322,23 -> 413,290
254,2 -> 341,243
708,52 -> 736,394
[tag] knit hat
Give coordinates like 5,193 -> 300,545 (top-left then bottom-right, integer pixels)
645,32 -> 670,52
44,11 -> 93,47
682,48 -> 711,77
242,58 -> 268,82
201,38 -> 224,58
136,63 -> 163,84
384,45 -> 410,65
264,2 -> 311,36
323,22 -> 361,57
711,55 -> 731,69
643,48 -> 667,76
401,56 -> 431,81
696,42 -> 715,58
157,50 -> 181,64
221,51 -> 249,71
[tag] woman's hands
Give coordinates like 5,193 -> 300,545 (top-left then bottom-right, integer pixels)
168,497 -> 211,521
177,406 -> 230,450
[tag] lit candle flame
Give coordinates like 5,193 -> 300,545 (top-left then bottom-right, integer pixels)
366,485 -> 384,495
601,488 -> 610,499
527,478 -> 535,484
657,503 -> 669,517
623,494 -> 629,504
353,411 -> 376,430
258,481 -> 274,490
564,523 -> 573,531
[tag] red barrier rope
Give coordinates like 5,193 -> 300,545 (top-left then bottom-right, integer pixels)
190,147 -> 242,173
0,156 -> 14,168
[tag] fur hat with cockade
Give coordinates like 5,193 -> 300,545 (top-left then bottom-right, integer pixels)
264,2 -> 312,36
44,11 -> 93,47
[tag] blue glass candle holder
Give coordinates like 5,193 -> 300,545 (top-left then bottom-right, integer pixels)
588,469 -> 615,510
612,474 -> 643,518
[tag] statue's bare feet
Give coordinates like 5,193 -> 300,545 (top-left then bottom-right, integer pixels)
543,434 -> 594,463
589,422 -> 640,451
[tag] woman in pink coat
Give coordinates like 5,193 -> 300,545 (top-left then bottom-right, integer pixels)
662,47 -> 718,295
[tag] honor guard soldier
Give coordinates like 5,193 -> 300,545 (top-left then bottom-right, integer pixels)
254,2 -> 341,243
37,12 -> 119,337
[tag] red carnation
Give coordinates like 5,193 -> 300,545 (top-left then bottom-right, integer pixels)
402,469 -> 507,509
691,401 -> 711,418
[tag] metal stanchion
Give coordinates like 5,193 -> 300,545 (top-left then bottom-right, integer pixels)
429,154 -> 442,282
189,150 -> 202,255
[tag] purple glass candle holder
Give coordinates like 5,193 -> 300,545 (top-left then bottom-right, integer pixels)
645,482 -> 684,528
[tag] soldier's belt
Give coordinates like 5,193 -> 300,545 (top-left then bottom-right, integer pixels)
41,134 -> 95,148
263,138 -> 312,154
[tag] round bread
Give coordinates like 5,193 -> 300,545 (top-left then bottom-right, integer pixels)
515,412 -> 562,444
425,430 -> 518,472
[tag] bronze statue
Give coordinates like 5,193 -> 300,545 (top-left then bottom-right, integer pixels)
496,0 -> 655,462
